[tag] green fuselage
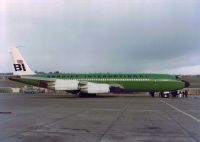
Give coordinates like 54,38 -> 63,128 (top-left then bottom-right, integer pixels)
10,73 -> 185,92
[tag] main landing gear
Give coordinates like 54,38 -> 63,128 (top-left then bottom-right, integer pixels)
78,92 -> 97,98
149,92 -> 155,97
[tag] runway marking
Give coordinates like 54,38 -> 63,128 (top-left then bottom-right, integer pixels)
160,99 -> 200,123
96,99 -> 133,142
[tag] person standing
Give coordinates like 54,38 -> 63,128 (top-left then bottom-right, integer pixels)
185,90 -> 188,98
179,91 -> 182,98
182,91 -> 185,98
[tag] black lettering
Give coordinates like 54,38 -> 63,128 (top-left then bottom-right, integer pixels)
21,64 -> 26,71
14,64 -> 22,71
13,64 -> 26,71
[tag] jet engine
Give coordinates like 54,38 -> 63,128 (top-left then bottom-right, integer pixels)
49,79 -> 79,91
81,82 -> 110,94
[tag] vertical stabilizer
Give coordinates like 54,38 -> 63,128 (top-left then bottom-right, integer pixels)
9,47 -> 35,76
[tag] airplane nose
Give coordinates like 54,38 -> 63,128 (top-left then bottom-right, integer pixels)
182,80 -> 190,88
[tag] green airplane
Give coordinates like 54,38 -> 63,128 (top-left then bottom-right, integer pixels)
8,47 -> 190,97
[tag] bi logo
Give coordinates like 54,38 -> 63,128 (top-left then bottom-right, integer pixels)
13,60 -> 26,71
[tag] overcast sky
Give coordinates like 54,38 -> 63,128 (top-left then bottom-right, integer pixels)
0,0 -> 200,74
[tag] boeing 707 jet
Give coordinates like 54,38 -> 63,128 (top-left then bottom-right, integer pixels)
8,47 -> 190,97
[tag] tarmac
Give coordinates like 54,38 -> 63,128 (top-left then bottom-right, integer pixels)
0,79 -> 25,88
0,93 -> 200,142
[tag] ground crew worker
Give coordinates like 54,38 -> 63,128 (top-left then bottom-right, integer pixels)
182,91 -> 185,98
179,91 -> 182,98
185,90 -> 188,98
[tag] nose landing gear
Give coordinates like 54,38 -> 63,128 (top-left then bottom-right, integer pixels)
149,92 -> 155,97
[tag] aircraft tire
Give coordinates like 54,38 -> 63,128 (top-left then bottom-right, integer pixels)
89,94 -> 97,97
78,93 -> 97,97
78,93 -> 86,97
171,91 -> 178,97
150,92 -> 155,97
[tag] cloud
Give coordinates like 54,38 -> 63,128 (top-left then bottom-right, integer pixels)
158,65 -> 200,75
0,0 -> 200,74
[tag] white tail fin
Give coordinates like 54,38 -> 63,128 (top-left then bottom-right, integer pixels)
9,47 -> 35,76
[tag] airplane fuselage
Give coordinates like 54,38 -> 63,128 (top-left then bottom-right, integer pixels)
9,73 -> 186,92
